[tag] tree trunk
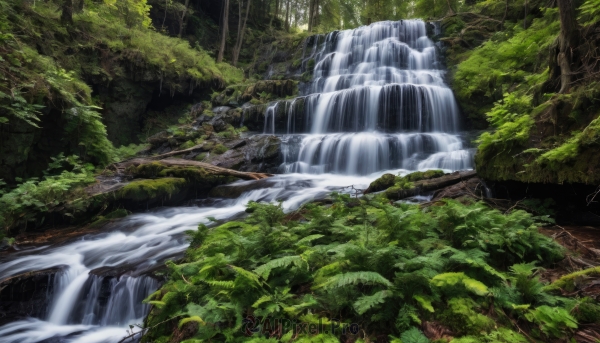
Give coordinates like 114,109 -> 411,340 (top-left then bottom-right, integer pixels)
446,0 -> 455,15
218,0 -> 230,63
118,158 -> 273,181
556,0 -> 581,93
308,0 -> 314,32
501,0 -> 509,28
284,0 -> 290,31
61,0 -> 73,24
523,0 -> 527,29
74,0 -> 84,13
233,0 -> 251,66
178,0 -> 190,37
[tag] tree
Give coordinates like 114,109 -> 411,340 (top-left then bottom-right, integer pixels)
555,0 -> 581,93
61,0 -> 74,24
232,0 -> 251,66
177,0 -> 190,37
284,0 -> 290,31
218,0 -> 230,63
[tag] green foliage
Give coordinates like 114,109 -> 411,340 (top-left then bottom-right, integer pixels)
579,0 -> 600,26
524,305 -> 577,338
0,154 -> 96,233
144,197 -> 572,342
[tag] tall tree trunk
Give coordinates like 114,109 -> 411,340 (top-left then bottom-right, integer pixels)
284,0 -> 290,31
218,0 -> 230,63
523,0 -> 527,29
308,0 -> 314,32
178,0 -> 190,37
61,0 -> 73,24
233,0 -> 251,66
501,0 -> 509,28
313,0 -> 319,29
74,0 -> 84,13
446,0 -> 455,15
556,0 -> 580,93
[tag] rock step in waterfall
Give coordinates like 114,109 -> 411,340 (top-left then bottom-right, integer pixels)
263,20 -> 474,175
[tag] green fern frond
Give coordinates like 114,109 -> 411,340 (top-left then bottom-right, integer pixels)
354,290 -> 392,315
254,255 -> 308,279
316,271 -> 392,290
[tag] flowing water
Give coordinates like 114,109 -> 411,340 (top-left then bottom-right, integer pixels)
0,20 -> 474,343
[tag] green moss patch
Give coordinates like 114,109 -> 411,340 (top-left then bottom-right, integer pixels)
118,178 -> 186,201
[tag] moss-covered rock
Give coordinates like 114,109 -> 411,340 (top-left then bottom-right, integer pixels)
365,174 -> 396,193
118,178 -> 187,202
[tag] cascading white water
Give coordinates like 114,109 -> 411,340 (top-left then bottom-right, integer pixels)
0,20 -> 474,343
267,20 -> 474,174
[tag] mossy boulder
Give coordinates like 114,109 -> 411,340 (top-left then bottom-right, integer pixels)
365,170 -> 446,195
118,178 -> 187,202
365,173 -> 396,193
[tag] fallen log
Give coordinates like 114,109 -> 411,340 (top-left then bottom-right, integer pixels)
120,158 -> 273,181
147,144 -> 206,160
384,170 -> 478,201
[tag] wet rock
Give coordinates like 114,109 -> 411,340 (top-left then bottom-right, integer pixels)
205,135 -> 282,173
147,131 -> 170,147
0,267 -> 63,325
242,103 -> 268,131
192,114 -> 213,127
210,178 -> 277,198
190,103 -> 204,117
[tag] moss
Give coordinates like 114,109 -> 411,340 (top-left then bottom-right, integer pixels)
157,167 -> 221,183
366,173 -> 396,193
307,58 -> 316,70
118,178 -> 186,202
127,162 -> 166,178
573,297 -> 600,324
104,208 -> 130,219
212,144 -> 228,155
404,170 -> 445,182
179,140 -> 195,149
194,153 -> 208,161
544,267 -> 600,293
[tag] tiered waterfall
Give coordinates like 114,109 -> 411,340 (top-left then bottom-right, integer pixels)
265,20 -> 473,175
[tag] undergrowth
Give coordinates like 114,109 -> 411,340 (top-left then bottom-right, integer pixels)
141,195 -> 588,342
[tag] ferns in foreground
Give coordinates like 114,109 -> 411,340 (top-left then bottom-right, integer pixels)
142,196 -> 589,342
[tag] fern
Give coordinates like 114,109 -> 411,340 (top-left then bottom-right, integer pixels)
354,290 -> 392,315
431,272 -> 489,296
316,271 -> 393,290
400,327 -> 430,343
254,255 -> 308,279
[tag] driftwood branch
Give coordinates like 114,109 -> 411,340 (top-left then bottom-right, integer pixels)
147,144 -> 206,160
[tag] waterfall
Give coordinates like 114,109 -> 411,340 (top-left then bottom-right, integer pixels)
269,20 -> 474,175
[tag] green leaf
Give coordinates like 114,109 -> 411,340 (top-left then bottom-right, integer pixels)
315,271 -> 393,290
413,295 -> 434,313
431,272 -> 488,296
354,290 -> 392,315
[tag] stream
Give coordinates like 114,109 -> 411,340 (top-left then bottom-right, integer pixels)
0,20 -> 474,343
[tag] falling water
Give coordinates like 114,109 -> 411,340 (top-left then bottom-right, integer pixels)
266,20 -> 474,174
0,20 -> 474,343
